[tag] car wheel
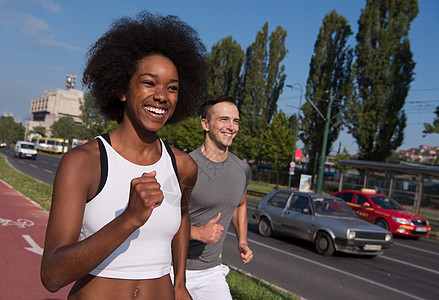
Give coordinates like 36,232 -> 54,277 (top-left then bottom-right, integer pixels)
315,232 -> 334,256
375,219 -> 389,230
258,217 -> 272,237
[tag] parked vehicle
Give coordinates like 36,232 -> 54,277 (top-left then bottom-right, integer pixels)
14,141 -> 37,160
333,189 -> 431,238
253,191 -> 393,256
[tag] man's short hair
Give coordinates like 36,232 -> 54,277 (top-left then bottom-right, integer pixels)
199,95 -> 237,119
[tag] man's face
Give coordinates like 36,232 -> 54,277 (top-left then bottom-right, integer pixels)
202,102 -> 240,149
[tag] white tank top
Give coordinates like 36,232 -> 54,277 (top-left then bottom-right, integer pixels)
80,136 -> 181,279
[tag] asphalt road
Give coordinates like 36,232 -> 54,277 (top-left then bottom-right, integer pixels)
2,147 -> 59,185
224,200 -> 439,300
2,147 -> 439,300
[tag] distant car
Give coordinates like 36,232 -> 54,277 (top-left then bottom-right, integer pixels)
253,191 -> 393,256
0,141 -> 6,148
333,189 -> 431,238
14,141 -> 37,160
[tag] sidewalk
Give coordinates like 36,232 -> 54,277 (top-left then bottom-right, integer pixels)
0,179 -> 72,299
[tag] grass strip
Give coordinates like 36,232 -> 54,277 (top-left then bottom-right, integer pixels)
0,153 -> 52,211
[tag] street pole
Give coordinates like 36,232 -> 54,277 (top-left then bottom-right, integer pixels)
316,88 -> 334,194
286,83 -> 303,189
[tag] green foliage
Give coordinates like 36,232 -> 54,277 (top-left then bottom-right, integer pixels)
348,0 -> 419,161
333,147 -> 351,174
158,117 -> 204,152
301,9 -> 353,176
80,91 -> 110,139
260,110 -> 294,184
423,106 -> 439,136
50,116 -> 83,143
205,36 -> 244,99
237,22 -> 288,161
0,116 -> 25,144
105,121 -> 119,133
31,126 -> 47,137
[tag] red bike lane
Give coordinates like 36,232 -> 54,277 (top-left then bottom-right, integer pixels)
0,179 -> 72,299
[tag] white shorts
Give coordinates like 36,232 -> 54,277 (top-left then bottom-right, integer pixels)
171,264 -> 232,300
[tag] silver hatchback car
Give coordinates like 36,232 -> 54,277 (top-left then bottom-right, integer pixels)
253,191 -> 393,256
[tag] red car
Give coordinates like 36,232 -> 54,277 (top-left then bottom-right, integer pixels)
332,189 -> 431,238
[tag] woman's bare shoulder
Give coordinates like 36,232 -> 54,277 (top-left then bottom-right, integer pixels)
54,139 -> 101,185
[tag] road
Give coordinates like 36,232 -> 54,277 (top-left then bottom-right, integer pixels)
1,147 -> 59,185
2,147 -> 439,300
223,200 -> 439,300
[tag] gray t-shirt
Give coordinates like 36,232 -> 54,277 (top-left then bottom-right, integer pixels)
186,147 -> 252,270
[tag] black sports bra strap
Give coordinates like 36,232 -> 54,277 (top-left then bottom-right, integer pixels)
87,136 -> 108,203
102,132 -> 111,145
163,141 -> 181,189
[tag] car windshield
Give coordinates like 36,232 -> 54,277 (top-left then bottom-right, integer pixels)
21,144 -> 35,149
312,197 -> 356,218
370,196 -> 404,210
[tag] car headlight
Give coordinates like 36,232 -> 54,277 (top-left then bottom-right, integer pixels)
385,234 -> 392,242
347,230 -> 356,240
392,217 -> 410,225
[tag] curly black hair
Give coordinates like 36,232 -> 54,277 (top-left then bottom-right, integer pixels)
82,11 -> 207,124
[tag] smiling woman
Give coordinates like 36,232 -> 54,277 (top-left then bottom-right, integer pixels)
40,11 -> 207,300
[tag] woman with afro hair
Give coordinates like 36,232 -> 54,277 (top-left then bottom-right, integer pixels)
41,11 -> 206,299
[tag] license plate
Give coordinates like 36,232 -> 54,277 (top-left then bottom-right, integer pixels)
415,227 -> 427,232
363,244 -> 382,251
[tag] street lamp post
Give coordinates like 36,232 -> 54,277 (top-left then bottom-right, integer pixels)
286,83 -> 303,189
316,88 -> 334,194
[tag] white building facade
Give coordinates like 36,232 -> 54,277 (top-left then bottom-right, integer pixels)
25,88 -> 84,138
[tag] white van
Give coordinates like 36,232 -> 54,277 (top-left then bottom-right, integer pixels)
14,141 -> 37,160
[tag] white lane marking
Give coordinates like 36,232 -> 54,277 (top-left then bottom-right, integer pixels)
227,232 -> 425,300
22,234 -> 43,255
30,164 -> 37,168
380,255 -> 439,275
43,169 -> 53,174
395,242 -> 439,256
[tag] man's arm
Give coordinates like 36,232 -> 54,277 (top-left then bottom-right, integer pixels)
231,193 -> 253,264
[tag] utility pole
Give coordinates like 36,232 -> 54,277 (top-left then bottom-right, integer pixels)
316,88 -> 334,194
286,83 -> 303,189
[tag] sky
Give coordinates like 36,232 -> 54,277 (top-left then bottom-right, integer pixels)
0,0 -> 438,155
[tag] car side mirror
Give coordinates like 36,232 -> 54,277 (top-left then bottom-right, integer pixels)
362,202 -> 370,207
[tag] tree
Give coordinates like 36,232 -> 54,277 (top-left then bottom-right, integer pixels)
260,110 -> 294,185
158,117 -> 204,153
205,36 -> 244,99
31,126 -> 46,137
301,10 -> 354,176
423,106 -> 439,136
348,0 -> 418,161
50,116 -> 83,144
80,91 -> 110,140
333,147 -> 351,174
0,116 -> 24,145
237,22 -> 287,161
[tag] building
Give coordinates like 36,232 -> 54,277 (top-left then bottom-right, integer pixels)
25,76 -> 84,138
